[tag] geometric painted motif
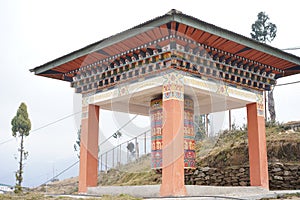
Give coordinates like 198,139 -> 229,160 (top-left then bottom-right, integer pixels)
184,98 -> 196,169
162,72 -> 184,101
150,97 -> 196,170
256,92 -> 265,117
150,98 -> 163,169
216,84 -> 229,96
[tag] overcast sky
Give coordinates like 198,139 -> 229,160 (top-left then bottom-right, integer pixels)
0,0 -> 299,188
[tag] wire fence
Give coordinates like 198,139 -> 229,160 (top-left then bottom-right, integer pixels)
99,129 -> 151,172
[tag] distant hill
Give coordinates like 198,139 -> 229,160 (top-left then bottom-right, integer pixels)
34,177 -> 78,194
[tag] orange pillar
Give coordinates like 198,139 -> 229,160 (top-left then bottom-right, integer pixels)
247,102 -> 269,189
78,104 -> 99,193
160,73 -> 187,197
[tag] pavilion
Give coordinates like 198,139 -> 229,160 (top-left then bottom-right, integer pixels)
30,9 -> 300,196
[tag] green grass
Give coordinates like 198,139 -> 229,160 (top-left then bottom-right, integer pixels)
99,168 -> 160,186
0,193 -> 141,200
198,125 -> 300,167
101,194 -> 141,200
260,192 -> 300,199
99,154 -> 161,186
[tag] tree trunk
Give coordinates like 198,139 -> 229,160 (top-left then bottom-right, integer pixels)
268,90 -> 276,122
16,134 -> 24,191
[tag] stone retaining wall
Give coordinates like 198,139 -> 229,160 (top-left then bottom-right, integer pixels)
269,163 -> 300,190
185,163 -> 300,190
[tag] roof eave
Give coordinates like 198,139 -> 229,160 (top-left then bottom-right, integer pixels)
173,14 -> 300,67
30,11 -> 300,78
30,14 -> 174,75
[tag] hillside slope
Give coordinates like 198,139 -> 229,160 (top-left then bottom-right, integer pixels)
198,124 -> 300,167
35,123 -> 300,193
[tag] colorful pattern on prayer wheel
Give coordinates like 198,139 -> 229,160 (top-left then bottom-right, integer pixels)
150,97 -> 195,169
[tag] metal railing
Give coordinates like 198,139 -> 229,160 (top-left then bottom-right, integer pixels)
99,129 -> 151,171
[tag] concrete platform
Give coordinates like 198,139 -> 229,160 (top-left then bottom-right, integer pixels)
87,185 -> 300,199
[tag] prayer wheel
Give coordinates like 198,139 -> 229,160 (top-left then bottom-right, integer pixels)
150,97 -> 196,170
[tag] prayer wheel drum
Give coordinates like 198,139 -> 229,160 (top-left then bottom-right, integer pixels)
150,97 -> 196,171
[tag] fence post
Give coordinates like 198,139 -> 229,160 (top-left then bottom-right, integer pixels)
135,137 -> 139,160
112,149 -> 114,168
116,145 -> 118,167
105,152 -> 108,172
119,144 -> 122,167
144,132 -> 147,155
100,154 -> 103,171
127,142 -> 129,163
100,130 -> 150,172
229,110 -> 232,131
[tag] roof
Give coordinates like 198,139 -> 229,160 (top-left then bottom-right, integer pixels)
30,9 -> 300,81
0,183 -> 13,188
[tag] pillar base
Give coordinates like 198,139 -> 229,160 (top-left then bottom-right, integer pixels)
160,181 -> 187,197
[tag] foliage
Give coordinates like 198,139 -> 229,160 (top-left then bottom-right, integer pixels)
11,103 -> 31,193
11,103 -> 31,137
73,126 -> 81,158
266,120 -> 285,129
126,142 -> 136,158
194,115 -> 207,141
250,11 -> 277,43
250,11 -> 277,122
